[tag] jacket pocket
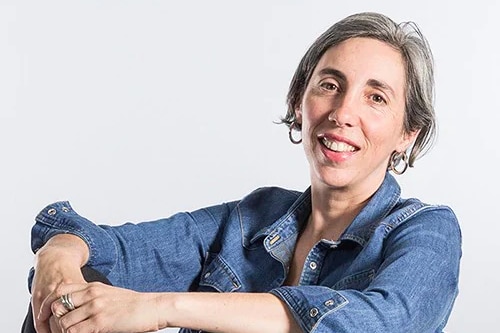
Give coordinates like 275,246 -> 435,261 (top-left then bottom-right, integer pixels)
333,268 -> 375,291
198,252 -> 241,292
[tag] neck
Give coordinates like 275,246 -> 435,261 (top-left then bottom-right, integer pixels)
307,177 -> 383,241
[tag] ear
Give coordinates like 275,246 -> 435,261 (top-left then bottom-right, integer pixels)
396,129 -> 420,152
294,105 -> 303,124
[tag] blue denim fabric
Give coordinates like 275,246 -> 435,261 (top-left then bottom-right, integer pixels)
28,173 -> 461,332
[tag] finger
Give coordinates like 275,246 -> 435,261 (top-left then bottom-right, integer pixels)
52,293 -> 76,318
38,290 -> 60,322
51,284 -> 90,319
35,290 -> 63,333
49,315 -> 64,333
32,299 -> 51,333
52,298 -> 69,318
56,301 -> 94,333
41,283 -> 87,320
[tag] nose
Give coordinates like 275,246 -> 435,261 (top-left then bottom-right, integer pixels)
328,93 -> 359,127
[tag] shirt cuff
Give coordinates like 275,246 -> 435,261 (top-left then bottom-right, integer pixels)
31,201 -> 117,275
270,286 -> 348,332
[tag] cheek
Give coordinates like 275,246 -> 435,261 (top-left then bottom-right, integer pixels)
301,97 -> 328,126
363,117 -> 404,151
301,111 -> 324,144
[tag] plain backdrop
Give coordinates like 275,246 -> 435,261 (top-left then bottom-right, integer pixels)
2,1 -> 499,332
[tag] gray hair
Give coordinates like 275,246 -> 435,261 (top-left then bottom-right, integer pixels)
281,12 -> 436,167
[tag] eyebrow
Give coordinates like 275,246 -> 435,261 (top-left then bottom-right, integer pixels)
366,78 -> 396,98
317,68 -> 347,84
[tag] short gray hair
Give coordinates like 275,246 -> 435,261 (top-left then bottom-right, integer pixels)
281,12 -> 436,167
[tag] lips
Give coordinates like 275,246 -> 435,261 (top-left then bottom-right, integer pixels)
318,134 -> 360,153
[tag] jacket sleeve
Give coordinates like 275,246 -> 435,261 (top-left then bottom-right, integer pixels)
29,200 -> 236,292
270,206 -> 462,333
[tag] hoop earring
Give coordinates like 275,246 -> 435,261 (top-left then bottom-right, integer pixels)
288,121 -> 302,144
388,151 -> 409,175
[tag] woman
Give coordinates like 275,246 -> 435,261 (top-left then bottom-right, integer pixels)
23,12 -> 461,333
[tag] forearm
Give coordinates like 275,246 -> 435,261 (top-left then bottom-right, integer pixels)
156,292 -> 301,333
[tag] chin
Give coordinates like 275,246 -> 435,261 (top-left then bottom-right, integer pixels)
312,168 -> 357,190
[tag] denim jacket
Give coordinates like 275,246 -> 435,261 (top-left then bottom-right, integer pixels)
29,173 -> 461,332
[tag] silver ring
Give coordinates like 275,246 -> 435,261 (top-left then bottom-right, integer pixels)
60,293 -> 76,311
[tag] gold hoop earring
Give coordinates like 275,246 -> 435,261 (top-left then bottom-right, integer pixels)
388,151 -> 409,175
288,121 -> 302,144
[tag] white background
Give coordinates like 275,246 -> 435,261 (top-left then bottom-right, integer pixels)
2,1 -> 498,332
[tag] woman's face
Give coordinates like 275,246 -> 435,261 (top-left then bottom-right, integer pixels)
296,37 -> 417,193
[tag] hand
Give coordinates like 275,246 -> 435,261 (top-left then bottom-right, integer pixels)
49,315 -> 64,333
31,258 -> 84,333
51,282 -> 163,333
31,234 -> 89,333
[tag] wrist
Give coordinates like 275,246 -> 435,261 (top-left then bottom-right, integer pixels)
36,233 -> 89,268
153,292 -> 175,331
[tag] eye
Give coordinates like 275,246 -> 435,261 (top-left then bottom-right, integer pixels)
321,82 -> 338,90
319,81 -> 339,92
370,94 -> 387,105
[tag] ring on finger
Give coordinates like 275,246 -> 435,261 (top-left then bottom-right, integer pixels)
60,293 -> 76,311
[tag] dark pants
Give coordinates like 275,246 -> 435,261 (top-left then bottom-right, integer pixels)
21,266 -> 111,333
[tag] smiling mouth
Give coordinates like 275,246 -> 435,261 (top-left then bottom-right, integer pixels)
320,137 -> 358,152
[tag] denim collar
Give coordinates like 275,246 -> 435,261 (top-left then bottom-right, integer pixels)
340,172 -> 401,246
255,172 -> 401,249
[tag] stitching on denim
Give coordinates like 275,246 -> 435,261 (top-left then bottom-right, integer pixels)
333,268 -> 376,290
381,203 -> 433,231
198,254 -> 241,292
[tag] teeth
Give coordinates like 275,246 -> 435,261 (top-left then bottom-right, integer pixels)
321,137 -> 356,152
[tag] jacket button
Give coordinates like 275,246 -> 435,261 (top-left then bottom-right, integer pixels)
47,208 -> 56,215
309,308 -> 319,317
309,261 -> 317,270
62,206 -> 70,212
